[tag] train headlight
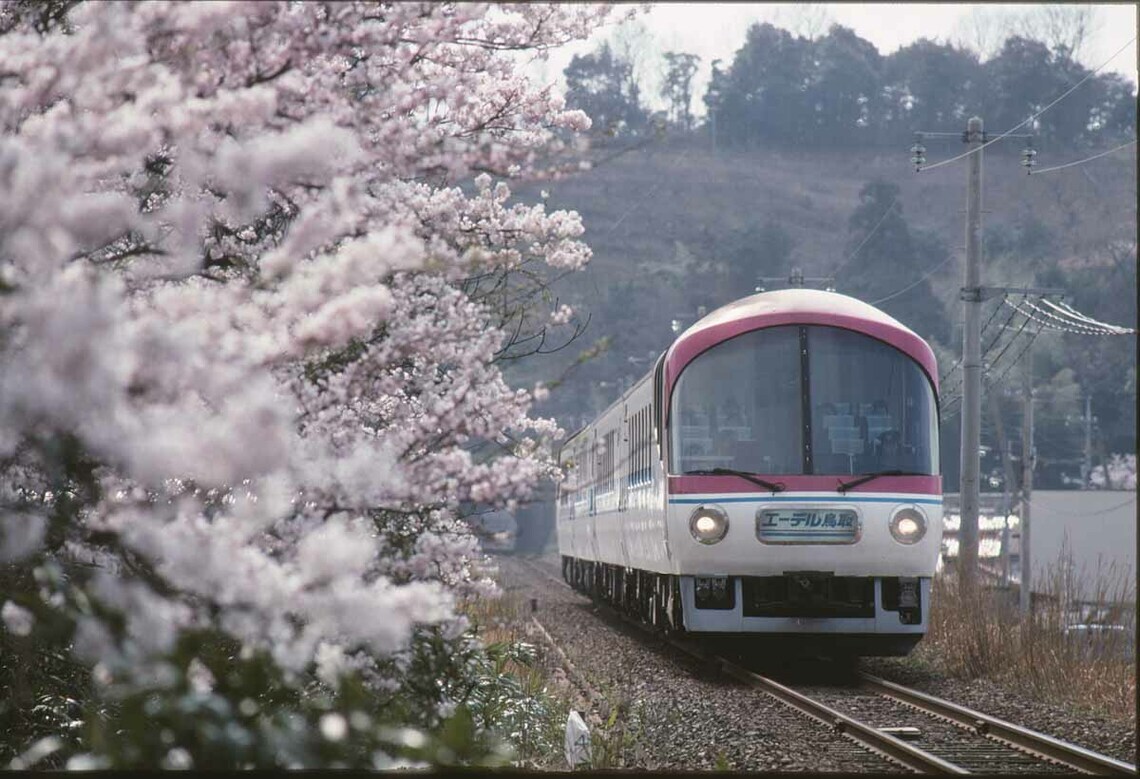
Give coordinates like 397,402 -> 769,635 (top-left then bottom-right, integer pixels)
889,506 -> 927,545
689,505 -> 729,544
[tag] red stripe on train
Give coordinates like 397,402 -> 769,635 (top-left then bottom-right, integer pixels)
668,474 -> 942,495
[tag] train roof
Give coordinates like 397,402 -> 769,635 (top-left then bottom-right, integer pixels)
665,289 -> 939,396
561,290 -> 940,449
677,289 -> 921,339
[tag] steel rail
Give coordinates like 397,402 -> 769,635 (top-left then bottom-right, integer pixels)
514,557 -> 964,773
859,673 -> 1138,775
516,556 -> 1136,774
712,656 -> 968,774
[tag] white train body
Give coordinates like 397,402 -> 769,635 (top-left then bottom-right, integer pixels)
556,290 -> 943,655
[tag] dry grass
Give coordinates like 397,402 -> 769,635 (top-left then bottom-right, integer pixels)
919,547 -> 1136,720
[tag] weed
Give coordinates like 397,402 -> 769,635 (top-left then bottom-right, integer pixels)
920,544 -> 1135,720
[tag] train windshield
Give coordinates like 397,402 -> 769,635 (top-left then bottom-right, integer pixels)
670,325 -> 938,476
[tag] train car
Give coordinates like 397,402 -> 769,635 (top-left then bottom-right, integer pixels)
555,289 -> 941,656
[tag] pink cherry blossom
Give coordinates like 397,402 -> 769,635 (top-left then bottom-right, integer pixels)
0,0 -> 611,701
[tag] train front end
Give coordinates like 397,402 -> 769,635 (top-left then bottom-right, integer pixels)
664,290 -> 941,655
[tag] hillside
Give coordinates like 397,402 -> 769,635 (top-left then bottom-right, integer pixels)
506,135 -> 1137,488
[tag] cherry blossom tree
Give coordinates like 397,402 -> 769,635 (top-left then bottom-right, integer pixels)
0,1 -> 618,768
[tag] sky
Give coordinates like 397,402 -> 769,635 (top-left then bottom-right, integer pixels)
527,3 -> 1138,118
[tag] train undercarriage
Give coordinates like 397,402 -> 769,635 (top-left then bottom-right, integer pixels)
561,555 -> 925,657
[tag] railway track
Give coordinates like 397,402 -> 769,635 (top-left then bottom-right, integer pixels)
511,555 -> 1136,775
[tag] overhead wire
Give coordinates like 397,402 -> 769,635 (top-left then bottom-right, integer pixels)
987,319 -> 1049,388
1029,138 -> 1137,175
871,252 -> 955,305
975,298 -> 1039,387
947,291 -> 1135,413
601,137 -> 694,238
941,302 -> 1031,418
982,295 -> 1021,360
1041,297 -> 1136,334
939,295 -> 1011,388
1021,298 -> 1118,334
1010,297 -> 1123,335
917,35 -> 1137,173
831,196 -> 901,277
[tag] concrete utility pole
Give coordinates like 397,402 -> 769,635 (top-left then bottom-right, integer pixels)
1019,346 -> 1035,616
959,116 -> 985,585
1082,394 -> 1093,488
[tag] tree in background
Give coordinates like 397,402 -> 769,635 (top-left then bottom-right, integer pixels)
713,23 -> 810,147
706,20 -> 1135,151
609,17 -> 658,111
1060,241 -> 1138,465
837,181 -> 951,345
981,37 -> 1080,147
660,51 -> 701,131
804,25 -> 882,146
718,221 -> 794,302
952,6 -> 1019,62
776,2 -> 833,43
1016,5 -> 1099,62
881,39 -> 980,141
564,41 -> 648,137
0,1 -> 609,769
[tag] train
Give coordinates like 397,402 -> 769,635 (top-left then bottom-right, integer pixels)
555,289 -> 942,656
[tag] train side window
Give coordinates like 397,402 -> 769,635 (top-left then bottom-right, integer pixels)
598,430 -> 615,495
642,406 -> 650,483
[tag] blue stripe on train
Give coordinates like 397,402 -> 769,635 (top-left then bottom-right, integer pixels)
667,495 -> 942,506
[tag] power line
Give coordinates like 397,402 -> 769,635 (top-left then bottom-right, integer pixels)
917,36 -> 1137,173
871,252 -> 954,304
601,137 -> 694,238
939,296 -> 1010,386
982,295 -> 1021,361
1011,297 -> 1131,335
832,196 -> 900,277
1029,138 -> 1137,175
1021,298 -> 1117,334
983,300 -> 1038,377
942,296 -> 1031,408
1042,297 -> 1137,334
987,319 -> 1048,388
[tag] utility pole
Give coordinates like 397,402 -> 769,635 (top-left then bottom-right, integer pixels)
913,122 -> 1039,586
1082,394 -> 1092,488
1019,346 -> 1035,616
959,116 -> 985,586
1001,440 -> 1012,587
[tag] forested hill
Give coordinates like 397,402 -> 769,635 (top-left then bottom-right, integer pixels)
507,136 -> 1137,492
503,19 -> 1137,492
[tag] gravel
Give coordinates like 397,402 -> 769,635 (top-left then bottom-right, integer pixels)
497,554 -> 905,772
862,657 -> 1137,766
494,552 -> 1136,772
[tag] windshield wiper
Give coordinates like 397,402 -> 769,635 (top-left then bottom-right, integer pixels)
836,469 -> 925,494
683,468 -> 785,494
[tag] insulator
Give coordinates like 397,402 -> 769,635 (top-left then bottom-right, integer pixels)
910,142 -> 926,155
1021,146 -> 1037,174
